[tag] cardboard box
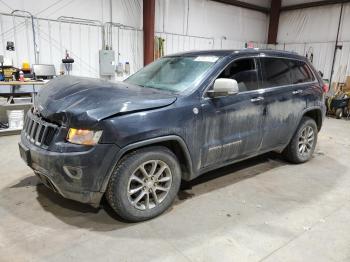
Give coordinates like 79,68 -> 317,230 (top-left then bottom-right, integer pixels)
345,76 -> 350,91
332,82 -> 339,91
340,76 -> 350,92
332,82 -> 343,92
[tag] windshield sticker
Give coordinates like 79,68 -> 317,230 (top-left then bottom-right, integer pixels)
194,56 -> 219,63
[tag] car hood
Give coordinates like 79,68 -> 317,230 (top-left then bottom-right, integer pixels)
35,76 -> 177,127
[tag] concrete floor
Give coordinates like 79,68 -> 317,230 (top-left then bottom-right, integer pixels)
0,117 -> 349,262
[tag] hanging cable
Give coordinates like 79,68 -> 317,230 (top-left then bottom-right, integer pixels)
0,0 -> 73,39
0,0 -> 13,11
11,10 -> 39,64
329,3 -> 344,86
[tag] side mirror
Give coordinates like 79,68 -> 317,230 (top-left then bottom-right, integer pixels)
318,70 -> 324,78
207,78 -> 239,98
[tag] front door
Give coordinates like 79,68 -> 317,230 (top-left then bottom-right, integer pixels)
200,57 -> 265,168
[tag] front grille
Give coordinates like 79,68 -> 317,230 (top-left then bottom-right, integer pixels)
23,110 -> 58,148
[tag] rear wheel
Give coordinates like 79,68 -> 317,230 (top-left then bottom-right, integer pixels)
106,146 -> 181,222
283,117 -> 318,163
335,108 -> 343,119
344,107 -> 349,117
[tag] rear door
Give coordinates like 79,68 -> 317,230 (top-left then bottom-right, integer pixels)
288,59 -> 319,109
200,57 -> 265,168
258,57 -> 310,150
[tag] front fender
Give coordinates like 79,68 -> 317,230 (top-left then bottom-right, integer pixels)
99,135 -> 194,193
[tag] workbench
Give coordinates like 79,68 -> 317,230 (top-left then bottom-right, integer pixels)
0,81 -> 46,136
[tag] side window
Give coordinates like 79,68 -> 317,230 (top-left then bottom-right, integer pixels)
260,58 -> 290,88
218,58 -> 259,92
288,60 -> 315,84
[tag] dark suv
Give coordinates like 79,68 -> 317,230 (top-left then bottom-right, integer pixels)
19,49 -> 326,222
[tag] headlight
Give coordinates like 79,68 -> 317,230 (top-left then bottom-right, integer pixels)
67,128 -> 103,145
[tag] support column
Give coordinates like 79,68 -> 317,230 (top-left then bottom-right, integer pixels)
267,0 -> 281,45
143,0 -> 155,65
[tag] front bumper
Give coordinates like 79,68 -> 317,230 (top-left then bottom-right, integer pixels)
20,134 -> 120,207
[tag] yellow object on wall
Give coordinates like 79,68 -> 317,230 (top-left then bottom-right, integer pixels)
154,37 -> 165,60
22,60 -> 30,70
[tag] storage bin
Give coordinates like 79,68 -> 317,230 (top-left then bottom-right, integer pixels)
13,97 -> 32,104
7,110 -> 24,129
0,97 -> 7,105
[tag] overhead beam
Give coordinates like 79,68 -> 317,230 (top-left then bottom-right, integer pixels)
281,0 -> 350,11
211,0 -> 269,13
143,0 -> 155,65
268,0 -> 281,44
213,0 -> 350,13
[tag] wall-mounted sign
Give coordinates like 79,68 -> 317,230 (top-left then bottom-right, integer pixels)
6,41 -> 14,51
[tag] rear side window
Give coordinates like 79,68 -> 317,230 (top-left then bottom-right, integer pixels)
288,60 -> 315,84
260,58 -> 290,88
218,58 -> 259,92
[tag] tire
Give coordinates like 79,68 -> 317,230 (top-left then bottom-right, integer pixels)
106,146 -> 181,222
335,108 -> 343,119
344,107 -> 349,117
283,117 -> 318,164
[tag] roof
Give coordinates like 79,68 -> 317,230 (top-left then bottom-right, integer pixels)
167,49 -> 305,60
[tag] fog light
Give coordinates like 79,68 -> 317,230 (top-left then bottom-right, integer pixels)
63,166 -> 83,180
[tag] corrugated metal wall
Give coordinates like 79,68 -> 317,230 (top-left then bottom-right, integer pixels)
155,0 -> 269,56
155,32 -> 214,55
0,13 -> 143,78
3,0 -> 350,83
111,26 -> 143,75
1,0 -> 269,79
273,3 -> 350,82
155,31 -> 268,57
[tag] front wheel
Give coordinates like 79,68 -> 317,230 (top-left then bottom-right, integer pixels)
106,146 -> 181,222
283,117 -> 318,164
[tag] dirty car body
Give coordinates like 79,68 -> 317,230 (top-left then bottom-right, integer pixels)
19,49 -> 326,213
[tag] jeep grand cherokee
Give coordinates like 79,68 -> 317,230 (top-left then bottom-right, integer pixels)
19,49 -> 327,222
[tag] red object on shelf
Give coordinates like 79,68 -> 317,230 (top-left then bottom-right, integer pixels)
247,42 -> 254,48
322,83 -> 329,93
19,71 -> 24,82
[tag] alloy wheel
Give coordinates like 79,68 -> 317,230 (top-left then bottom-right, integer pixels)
298,126 -> 315,156
127,160 -> 172,210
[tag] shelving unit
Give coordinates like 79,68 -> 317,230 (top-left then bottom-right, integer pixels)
0,82 -> 45,136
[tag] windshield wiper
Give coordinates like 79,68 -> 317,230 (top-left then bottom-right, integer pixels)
138,84 -> 177,93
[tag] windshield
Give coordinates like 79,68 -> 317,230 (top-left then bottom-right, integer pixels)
124,56 -> 220,92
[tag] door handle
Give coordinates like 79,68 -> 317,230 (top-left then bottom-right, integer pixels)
292,89 -> 303,95
250,96 -> 264,102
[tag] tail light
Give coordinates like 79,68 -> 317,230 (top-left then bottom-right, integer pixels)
322,83 -> 329,93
